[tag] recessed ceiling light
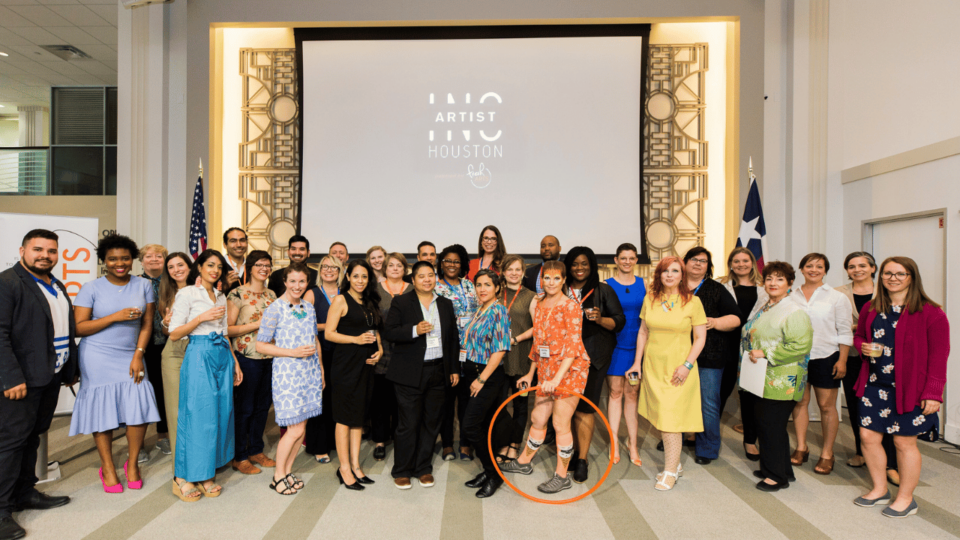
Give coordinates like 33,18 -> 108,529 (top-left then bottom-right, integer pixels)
0,52 -> 9,57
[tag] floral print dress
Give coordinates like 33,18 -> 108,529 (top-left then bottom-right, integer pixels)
859,305 -> 936,435
529,295 -> 590,399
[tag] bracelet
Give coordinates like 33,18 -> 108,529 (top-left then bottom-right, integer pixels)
136,347 -> 146,354
477,376 -> 486,384
683,361 -> 694,370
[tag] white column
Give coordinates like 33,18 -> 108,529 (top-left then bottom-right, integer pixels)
117,0 -> 187,248
17,105 -> 48,147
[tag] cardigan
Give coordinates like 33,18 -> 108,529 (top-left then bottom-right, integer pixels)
853,303 -> 950,414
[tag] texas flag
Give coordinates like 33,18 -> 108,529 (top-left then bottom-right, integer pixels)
737,159 -> 768,271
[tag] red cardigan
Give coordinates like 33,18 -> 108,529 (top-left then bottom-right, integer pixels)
854,303 -> 950,415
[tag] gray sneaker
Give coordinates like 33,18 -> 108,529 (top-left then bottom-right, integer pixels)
500,460 -> 534,475
537,473 -> 572,494
138,449 -> 150,464
156,438 -> 172,455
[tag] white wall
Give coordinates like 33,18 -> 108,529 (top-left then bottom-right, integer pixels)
0,118 -> 18,146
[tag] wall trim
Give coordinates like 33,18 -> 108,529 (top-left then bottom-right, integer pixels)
841,136 -> 960,184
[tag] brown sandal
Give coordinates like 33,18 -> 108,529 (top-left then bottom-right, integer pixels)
814,456 -> 835,475
790,449 -> 809,466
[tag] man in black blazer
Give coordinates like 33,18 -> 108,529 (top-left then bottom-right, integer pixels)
384,261 -> 459,489
0,229 -> 78,540
522,235 -> 561,293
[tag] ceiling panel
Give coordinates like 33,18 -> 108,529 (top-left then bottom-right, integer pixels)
0,6 -> 39,26
79,0 -> 116,4
37,0 -> 83,5
76,42 -> 115,62
43,25 -> 103,45
7,43 -> 64,61
0,30 -> 36,47
38,59 -> 90,76
84,4 -> 115,26
46,4 -> 109,26
7,5 -> 75,26
7,25 -> 65,44
79,26 -> 114,45
0,1 -> 42,5
75,59 -> 113,75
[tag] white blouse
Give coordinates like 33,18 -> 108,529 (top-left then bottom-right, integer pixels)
789,283 -> 853,359
169,285 -> 229,338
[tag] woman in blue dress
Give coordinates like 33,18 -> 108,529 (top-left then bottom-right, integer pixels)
257,263 -> 325,495
604,242 -> 646,467
71,234 -> 160,492
168,250 -> 242,501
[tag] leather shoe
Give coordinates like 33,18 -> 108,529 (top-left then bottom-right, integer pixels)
695,456 -> 713,465
418,474 -> 435,487
475,476 -> 503,498
753,470 -> 795,483
231,459 -> 262,475
249,453 -> 276,468
15,491 -> 70,511
755,479 -> 789,492
464,472 -> 488,489
572,458 -> 588,484
394,477 -> 412,490
373,446 -> 386,461
0,516 -> 25,540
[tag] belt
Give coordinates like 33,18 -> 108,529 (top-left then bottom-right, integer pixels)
423,359 -> 443,366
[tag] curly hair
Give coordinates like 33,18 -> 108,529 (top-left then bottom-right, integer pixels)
96,234 -> 139,262
438,244 -> 470,279
761,261 -> 796,283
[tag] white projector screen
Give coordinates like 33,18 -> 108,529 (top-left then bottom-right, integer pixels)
299,34 -> 644,256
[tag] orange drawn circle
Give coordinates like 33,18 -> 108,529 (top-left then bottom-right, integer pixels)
487,386 -> 614,505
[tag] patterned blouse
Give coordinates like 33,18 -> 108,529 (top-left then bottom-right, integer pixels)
462,302 -> 511,365
435,277 -> 479,346
741,296 -> 814,401
227,285 -> 277,358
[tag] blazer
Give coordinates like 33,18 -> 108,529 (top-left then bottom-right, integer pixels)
0,263 -> 79,390
835,282 -> 874,339
383,291 -> 460,388
854,303 -> 950,414
579,281 -> 626,372
522,263 -> 543,293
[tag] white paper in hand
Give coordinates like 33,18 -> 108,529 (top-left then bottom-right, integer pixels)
739,351 -> 768,398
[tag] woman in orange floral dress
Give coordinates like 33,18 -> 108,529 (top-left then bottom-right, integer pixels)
226,250 -> 277,474
500,261 -> 589,494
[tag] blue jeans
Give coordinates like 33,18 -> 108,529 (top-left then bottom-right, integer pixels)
233,353 -> 273,462
695,367 -> 724,459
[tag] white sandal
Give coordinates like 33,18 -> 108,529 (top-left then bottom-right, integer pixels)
655,465 -> 683,491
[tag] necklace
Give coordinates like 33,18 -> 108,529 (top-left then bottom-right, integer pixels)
288,299 -> 307,320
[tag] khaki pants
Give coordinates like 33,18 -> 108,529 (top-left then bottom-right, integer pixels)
161,338 -> 189,468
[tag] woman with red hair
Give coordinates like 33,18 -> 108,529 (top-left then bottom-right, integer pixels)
627,256 -> 706,490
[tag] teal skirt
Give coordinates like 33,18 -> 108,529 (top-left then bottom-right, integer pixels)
174,333 -> 235,482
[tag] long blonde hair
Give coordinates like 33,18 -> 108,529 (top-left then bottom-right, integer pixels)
719,247 -> 762,287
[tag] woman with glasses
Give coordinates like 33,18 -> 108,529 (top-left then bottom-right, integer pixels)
790,253 -> 853,475
467,225 -> 506,281
853,257 -> 948,518
435,244 -> 479,461
325,260 -> 383,490
366,245 -> 387,283
303,256 -> 343,463
226,250 -> 277,475
371,252 -> 409,461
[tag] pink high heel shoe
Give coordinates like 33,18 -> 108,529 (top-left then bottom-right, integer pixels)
99,467 -> 123,493
124,461 -> 143,490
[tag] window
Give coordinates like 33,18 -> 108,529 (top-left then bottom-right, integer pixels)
49,86 -> 118,196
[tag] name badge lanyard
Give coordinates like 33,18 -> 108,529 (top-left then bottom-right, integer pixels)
503,287 -> 523,312
384,280 -> 406,297
692,279 -> 705,295
320,285 -> 339,306
535,299 -> 560,358
570,288 -> 595,308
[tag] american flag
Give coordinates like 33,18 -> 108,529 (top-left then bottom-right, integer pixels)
189,159 -> 207,260
736,157 -> 768,271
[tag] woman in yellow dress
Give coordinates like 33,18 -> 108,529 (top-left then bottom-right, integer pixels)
627,256 -> 707,491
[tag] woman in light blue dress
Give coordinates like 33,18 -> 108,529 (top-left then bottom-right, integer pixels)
257,263 -> 325,495
71,234 -> 160,492
167,250 -> 242,501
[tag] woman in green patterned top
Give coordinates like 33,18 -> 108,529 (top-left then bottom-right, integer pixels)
741,261 -> 813,492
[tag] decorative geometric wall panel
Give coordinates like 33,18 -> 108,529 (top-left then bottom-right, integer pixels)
239,48 -> 300,264
641,43 -> 709,273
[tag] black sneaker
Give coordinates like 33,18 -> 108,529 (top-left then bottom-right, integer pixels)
572,458 -> 588,484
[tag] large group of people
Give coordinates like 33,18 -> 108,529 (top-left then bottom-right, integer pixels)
0,225 -> 951,538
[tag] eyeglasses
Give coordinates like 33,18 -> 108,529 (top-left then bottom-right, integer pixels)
253,263 -> 271,270
441,259 -> 461,266
689,258 -> 709,265
481,237 -> 497,243
320,265 -> 340,271
881,272 -> 910,280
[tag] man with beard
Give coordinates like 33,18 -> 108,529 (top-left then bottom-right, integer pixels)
268,235 -> 319,297
0,229 -> 78,540
223,227 -> 249,293
523,235 -> 561,294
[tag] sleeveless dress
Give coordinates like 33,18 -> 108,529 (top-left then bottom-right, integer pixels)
330,293 -> 378,427
605,277 -> 646,376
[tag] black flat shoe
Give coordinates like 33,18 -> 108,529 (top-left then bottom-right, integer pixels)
755,479 -> 789,492
656,440 -> 664,451
14,491 -> 70,511
753,471 -> 795,483
336,469 -> 365,491
572,458 -> 588,484
743,443 -> 760,462
353,470 -> 375,485
695,456 -> 713,465
373,446 -> 386,461
465,472 -> 488,488
0,516 -> 25,540
475,476 -> 503,498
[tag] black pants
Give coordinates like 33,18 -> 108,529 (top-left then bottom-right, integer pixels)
461,362 -> 512,475
740,390 -> 760,445
392,362 -> 446,478
754,397 -> 796,484
145,341 -> 168,434
842,355 -> 898,469
719,353 -> 740,415
0,370 -> 62,516
304,351 -> 335,456
371,373 -> 398,444
233,353 -> 273,461
504,374 -> 531,446
441,364 -> 474,448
